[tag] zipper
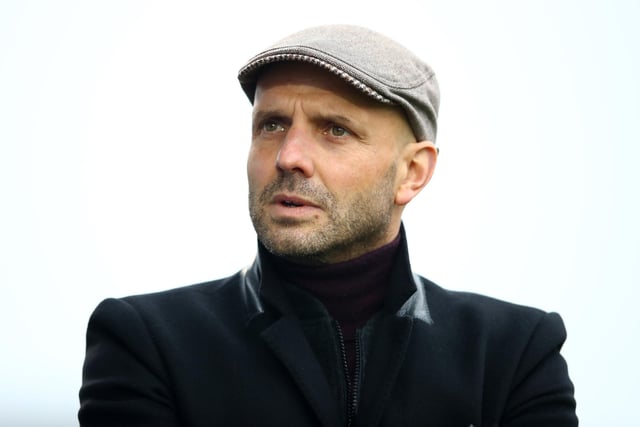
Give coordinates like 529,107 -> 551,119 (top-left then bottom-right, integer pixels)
335,322 -> 361,427
352,330 -> 362,421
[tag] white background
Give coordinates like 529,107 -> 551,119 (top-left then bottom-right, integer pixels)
1,1 -> 638,425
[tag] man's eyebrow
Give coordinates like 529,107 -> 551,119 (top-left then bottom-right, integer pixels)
252,108 -> 288,124
317,113 -> 358,127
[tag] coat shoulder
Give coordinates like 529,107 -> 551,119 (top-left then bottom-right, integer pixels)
88,269 -> 250,344
416,275 -> 567,344
119,270 -> 244,313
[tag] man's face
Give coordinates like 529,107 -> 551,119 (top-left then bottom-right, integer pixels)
247,62 -> 415,264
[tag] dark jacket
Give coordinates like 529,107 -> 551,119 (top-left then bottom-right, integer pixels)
79,231 -> 577,427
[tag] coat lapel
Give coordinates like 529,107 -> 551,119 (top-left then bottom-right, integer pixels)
260,315 -> 341,427
356,315 -> 414,427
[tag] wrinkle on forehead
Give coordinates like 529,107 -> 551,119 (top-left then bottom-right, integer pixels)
253,86 -> 363,127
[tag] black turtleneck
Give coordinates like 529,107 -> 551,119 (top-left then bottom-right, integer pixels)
270,233 -> 402,381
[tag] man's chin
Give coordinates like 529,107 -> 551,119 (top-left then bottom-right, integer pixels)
258,228 -> 327,258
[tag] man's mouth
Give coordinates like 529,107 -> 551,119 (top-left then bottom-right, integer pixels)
273,195 -> 317,209
281,200 -> 303,207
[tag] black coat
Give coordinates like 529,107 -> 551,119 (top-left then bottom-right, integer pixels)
79,232 -> 577,426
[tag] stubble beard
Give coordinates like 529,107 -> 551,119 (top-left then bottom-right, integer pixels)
248,164 -> 398,264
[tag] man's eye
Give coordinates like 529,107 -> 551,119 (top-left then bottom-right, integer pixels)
325,125 -> 350,137
262,121 -> 284,133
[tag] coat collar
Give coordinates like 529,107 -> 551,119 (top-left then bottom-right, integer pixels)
241,223 -> 432,324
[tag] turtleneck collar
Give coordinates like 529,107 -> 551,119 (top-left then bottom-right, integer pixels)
267,233 -> 401,332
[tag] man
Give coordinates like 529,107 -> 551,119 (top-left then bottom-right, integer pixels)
79,25 -> 577,426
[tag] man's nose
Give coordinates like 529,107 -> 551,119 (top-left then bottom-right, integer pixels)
275,126 -> 315,177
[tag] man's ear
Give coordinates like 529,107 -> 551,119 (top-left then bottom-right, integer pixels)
395,140 -> 438,206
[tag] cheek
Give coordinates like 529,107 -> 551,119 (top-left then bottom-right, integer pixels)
333,155 -> 393,185
320,162 -> 383,199
337,160 -> 398,201
247,145 -> 275,186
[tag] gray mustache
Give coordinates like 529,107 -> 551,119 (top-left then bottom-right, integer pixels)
259,175 -> 334,208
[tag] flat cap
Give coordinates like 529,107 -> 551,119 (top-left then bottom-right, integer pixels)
237,25 -> 440,143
